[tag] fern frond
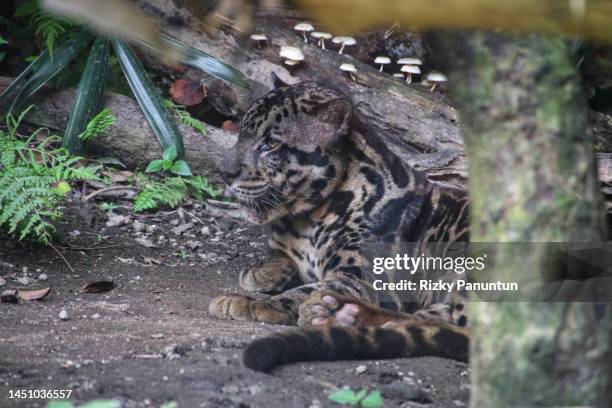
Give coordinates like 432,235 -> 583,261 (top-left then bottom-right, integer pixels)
79,108 -> 117,141
164,99 -> 207,135
0,113 -> 101,243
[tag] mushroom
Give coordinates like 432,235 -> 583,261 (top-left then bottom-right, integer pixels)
426,72 -> 447,91
294,23 -> 314,43
401,65 -> 421,84
397,57 -> 422,66
332,36 -> 356,54
340,63 -> 357,81
310,32 -> 332,49
279,46 -> 305,66
374,56 -> 391,72
249,34 -> 268,48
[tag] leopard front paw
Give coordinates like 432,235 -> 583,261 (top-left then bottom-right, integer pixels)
209,293 -> 297,325
209,294 -> 256,321
297,291 -> 361,327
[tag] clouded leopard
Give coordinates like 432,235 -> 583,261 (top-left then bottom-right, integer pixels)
206,76 -> 470,372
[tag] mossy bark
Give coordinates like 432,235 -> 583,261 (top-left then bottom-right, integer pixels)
427,32 -> 612,407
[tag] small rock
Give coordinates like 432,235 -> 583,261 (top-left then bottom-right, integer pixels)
150,333 -> 164,339
106,215 -> 125,227
0,277 -> 6,287
248,385 -> 265,396
355,365 -> 368,374
200,226 -> 211,237
17,276 -> 29,285
221,385 -> 239,394
68,230 -> 81,239
170,219 -> 180,226
135,238 -> 156,248
37,273 -> 48,281
22,266 -> 28,273
309,399 -> 323,408
171,222 -> 193,236
91,313 -> 100,319
59,309 -> 69,321
1,289 -> 19,303
132,220 -> 146,233
381,380 -> 432,403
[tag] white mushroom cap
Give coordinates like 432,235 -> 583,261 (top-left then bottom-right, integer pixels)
340,63 -> 357,72
426,72 -> 447,82
294,23 -> 314,32
401,65 -> 421,74
397,57 -> 422,65
332,36 -> 356,46
284,60 -> 300,66
279,46 -> 304,61
250,34 -> 268,41
311,32 -> 332,40
374,56 -> 391,65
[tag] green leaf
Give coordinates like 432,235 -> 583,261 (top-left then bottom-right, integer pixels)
360,390 -> 384,408
145,159 -> 165,173
45,402 -> 73,408
0,35 -> 7,45
163,145 -> 177,162
4,30 -> 94,114
14,1 -> 38,17
354,389 -> 368,403
79,400 -> 121,408
112,40 -> 185,158
141,34 -> 248,88
329,389 -> 358,405
63,37 -> 110,153
54,181 -> 72,194
170,160 -> 192,176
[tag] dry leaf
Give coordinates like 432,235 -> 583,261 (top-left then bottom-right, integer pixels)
80,281 -> 115,294
170,78 -> 206,106
222,120 -> 240,133
1,290 -> 19,303
18,287 -> 51,301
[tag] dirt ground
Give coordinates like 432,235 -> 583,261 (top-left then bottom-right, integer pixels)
0,200 -> 469,408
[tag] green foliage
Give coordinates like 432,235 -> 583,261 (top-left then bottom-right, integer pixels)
164,99 -> 207,135
328,388 -> 384,407
15,0 -> 73,60
78,108 -> 116,141
0,108 -> 100,244
134,173 -> 221,212
145,145 -> 192,176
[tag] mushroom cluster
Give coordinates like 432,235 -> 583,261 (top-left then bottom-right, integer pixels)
396,57 -> 422,84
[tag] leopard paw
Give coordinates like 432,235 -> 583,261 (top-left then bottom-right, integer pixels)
209,294 -> 256,321
297,291 -> 361,327
209,294 -> 296,325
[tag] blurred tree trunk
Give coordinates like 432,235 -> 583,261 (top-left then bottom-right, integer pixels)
427,32 -> 612,406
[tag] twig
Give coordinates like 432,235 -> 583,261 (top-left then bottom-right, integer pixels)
82,186 -> 139,202
57,243 -> 128,251
49,243 -> 74,273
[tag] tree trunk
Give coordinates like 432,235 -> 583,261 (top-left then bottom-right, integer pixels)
427,32 -> 612,406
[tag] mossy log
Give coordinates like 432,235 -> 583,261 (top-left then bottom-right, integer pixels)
427,31 -> 612,407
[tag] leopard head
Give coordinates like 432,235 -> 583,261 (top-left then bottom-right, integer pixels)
220,79 -> 352,224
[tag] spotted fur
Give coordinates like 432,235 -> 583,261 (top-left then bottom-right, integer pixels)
208,79 -> 470,371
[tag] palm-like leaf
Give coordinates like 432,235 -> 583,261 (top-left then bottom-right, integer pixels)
62,36 -> 110,153
112,39 -> 186,159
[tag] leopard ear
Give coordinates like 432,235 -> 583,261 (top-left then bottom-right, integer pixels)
271,72 -> 290,89
307,97 -> 353,146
